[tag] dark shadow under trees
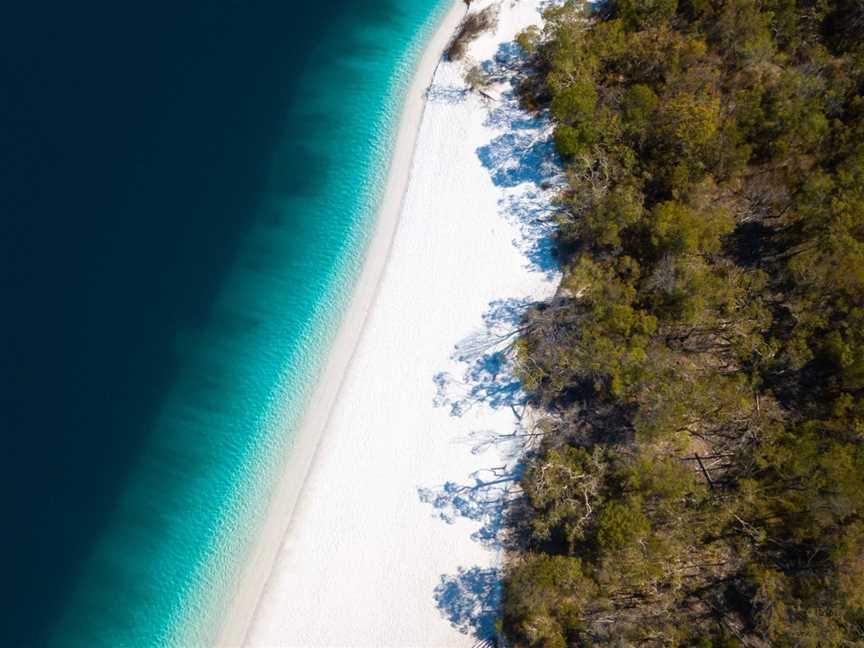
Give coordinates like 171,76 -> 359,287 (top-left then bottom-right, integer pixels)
420,38 -> 564,645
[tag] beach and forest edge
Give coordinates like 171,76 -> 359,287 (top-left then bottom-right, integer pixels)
4,0 -> 863,645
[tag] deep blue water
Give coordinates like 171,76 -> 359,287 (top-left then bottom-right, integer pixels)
1,1 -> 449,645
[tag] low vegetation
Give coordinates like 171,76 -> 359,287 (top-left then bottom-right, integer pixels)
501,0 -> 864,645
446,5 -> 499,61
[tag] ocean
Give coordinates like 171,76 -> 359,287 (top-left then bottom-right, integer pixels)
0,0 -> 450,644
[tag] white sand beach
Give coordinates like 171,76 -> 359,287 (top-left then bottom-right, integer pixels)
221,0 -> 560,644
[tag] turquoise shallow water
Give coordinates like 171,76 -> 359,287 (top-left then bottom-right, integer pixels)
1,1 -> 451,645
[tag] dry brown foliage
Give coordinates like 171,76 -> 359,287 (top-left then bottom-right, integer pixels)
445,5 -> 499,61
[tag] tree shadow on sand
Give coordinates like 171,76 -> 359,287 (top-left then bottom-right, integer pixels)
427,83 -> 469,105
477,86 -> 561,279
477,127 -> 557,188
422,39 -> 562,645
434,566 -> 502,647
417,461 -> 524,548
424,282 -> 535,645
433,297 -> 532,417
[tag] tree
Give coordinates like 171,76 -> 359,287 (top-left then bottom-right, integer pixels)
503,0 -> 864,642
522,446 -> 605,550
596,497 -> 650,552
502,555 -> 596,648
611,0 -> 678,29
647,201 -> 734,257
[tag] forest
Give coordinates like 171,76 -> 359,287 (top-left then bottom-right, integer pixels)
500,0 -> 864,645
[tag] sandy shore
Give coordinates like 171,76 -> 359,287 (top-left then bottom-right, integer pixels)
221,0 -> 559,645
215,3 -> 466,645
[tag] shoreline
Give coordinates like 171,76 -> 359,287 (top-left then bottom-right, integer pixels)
242,0 -> 559,644
215,2 -> 465,644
